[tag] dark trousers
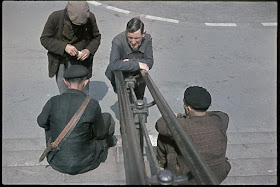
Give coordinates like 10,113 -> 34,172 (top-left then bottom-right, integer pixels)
123,72 -> 146,100
157,134 -> 190,176
134,76 -> 146,100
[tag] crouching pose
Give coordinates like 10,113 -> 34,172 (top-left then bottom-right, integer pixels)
105,17 -> 153,99
156,86 -> 231,183
38,65 -> 115,175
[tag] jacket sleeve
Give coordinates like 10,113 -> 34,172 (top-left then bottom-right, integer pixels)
208,111 -> 229,135
130,37 -> 154,70
109,39 -> 140,72
37,99 -> 52,131
143,38 -> 154,69
85,12 -> 101,55
40,11 -> 68,56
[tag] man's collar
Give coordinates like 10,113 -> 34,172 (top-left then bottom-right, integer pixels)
64,88 -> 87,95
64,9 -> 73,30
138,37 -> 146,53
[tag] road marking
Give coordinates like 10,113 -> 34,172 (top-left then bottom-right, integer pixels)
87,1 -> 102,6
106,6 -> 131,14
146,15 -> 179,23
88,1 -> 276,27
205,23 -> 237,27
262,22 -> 277,26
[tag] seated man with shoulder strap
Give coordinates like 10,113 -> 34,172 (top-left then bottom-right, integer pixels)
37,65 -> 116,175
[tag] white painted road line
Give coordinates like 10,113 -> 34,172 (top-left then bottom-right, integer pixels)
106,6 -> 131,14
87,1 -> 102,6
88,1 -> 276,27
205,23 -> 237,27
262,22 -> 277,26
145,15 -> 179,24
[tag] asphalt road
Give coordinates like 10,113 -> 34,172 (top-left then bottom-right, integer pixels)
2,1 -> 277,141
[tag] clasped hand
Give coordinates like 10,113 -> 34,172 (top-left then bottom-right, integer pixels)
123,59 -> 149,72
65,44 -> 90,61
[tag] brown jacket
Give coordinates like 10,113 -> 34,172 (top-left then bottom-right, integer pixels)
156,111 -> 231,183
40,9 -> 101,78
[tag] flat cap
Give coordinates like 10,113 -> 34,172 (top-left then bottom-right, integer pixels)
66,1 -> 90,25
184,86 -> 211,111
64,65 -> 88,79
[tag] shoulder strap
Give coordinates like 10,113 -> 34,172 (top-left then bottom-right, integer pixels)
39,96 -> 91,162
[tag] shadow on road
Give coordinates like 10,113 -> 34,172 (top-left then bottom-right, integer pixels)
110,101 -> 120,121
89,81 -> 108,102
89,81 -> 120,121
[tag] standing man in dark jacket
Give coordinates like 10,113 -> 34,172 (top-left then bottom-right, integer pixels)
37,65 -> 115,175
156,86 -> 231,184
40,1 -> 101,95
105,17 -> 153,99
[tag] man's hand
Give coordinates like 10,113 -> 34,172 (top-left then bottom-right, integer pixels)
77,49 -> 91,61
123,60 -> 149,72
65,44 -> 78,56
139,62 -> 149,72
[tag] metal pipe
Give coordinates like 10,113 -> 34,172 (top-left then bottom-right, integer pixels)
139,115 -> 161,174
129,85 -> 137,102
141,71 -> 218,185
114,71 -> 147,185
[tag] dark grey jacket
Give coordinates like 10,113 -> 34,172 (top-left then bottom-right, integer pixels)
37,89 -> 108,175
105,31 -> 153,90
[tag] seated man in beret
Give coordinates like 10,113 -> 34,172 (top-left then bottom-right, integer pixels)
155,86 -> 231,184
37,65 -> 116,175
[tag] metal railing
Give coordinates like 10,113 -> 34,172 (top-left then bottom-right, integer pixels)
141,70 -> 218,185
114,70 -> 219,185
114,71 -> 147,185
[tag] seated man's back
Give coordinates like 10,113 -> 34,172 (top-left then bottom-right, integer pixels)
38,65 -> 115,175
156,86 -> 231,184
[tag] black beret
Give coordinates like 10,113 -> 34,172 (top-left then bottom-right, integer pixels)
64,65 -> 88,79
184,86 -> 211,111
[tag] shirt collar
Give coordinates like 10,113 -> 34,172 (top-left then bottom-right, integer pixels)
64,89 -> 87,96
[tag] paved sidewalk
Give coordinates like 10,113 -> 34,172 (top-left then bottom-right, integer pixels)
2,1 -> 277,185
2,131 -> 277,185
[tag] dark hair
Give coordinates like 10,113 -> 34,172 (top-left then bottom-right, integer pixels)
183,99 -> 207,112
126,17 -> 144,34
65,76 -> 87,84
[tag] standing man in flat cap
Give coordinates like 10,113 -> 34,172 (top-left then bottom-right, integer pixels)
105,17 -> 153,99
155,86 -> 231,184
40,1 -> 101,95
37,65 -> 116,175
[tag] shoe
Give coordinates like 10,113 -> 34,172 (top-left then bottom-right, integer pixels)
106,135 -> 117,147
